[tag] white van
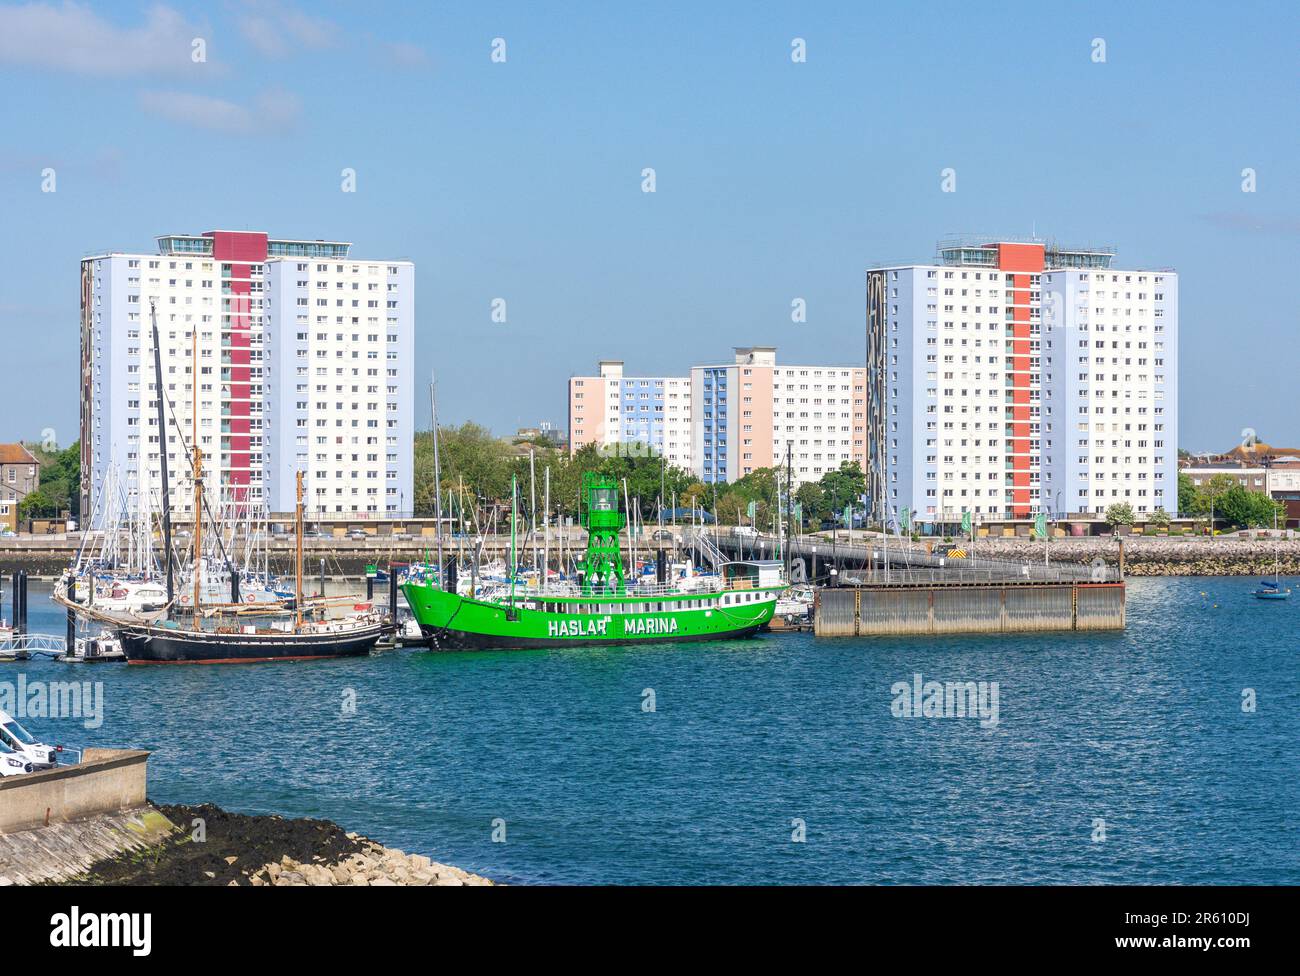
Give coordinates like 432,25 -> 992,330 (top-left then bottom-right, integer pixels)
0,710 -> 58,769
0,740 -> 33,776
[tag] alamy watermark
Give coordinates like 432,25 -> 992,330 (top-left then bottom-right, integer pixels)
0,675 -> 104,729
891,673 -> 999,728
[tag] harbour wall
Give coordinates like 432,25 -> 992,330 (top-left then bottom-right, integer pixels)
0,807 -> 177,885
0,748 -> 150,833
921,536 -> 1300,577
814,582 -> 1126,637
723,534 -> 1300,579
3,533 -> 1298,578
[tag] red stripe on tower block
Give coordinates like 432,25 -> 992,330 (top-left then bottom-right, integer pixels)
996,243 -> 1044,520
206,231 -> 268,510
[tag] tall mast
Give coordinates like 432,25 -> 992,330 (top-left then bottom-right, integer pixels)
192,446 -> 203,626
150,302 -> 174,615
191,321 -> 202,627
295,470 -> 304,629
543,466 -> 551,585
529,449 -> 538,571
660,454 -> 666,533
622,479 -> 633,582
509,474 -> 518,607
430,372 -> 445,587
784,441 -> 793,582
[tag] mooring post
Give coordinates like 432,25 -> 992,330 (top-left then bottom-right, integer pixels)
16,569 -> 27,636
66,604 -> 75,654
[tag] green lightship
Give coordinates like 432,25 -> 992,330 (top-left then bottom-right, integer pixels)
402,473 -> 782,650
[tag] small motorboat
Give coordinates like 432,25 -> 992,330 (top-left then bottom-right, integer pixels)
775,585 -> 814,620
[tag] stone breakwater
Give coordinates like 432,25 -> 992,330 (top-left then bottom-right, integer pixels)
253,839 -> 491,887
47,803 -> 495,887
950,536 -> 1300,577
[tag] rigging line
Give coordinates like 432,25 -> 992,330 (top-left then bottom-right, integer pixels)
154,361 -> 251,581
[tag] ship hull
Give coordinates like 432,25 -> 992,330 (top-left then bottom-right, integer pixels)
402,581 -> 776,651
117,623 -> 385,663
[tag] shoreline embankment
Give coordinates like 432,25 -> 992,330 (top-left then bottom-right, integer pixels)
935,536 -> 1300,576
5,802 -> 494,887
3,534 -> 1298,578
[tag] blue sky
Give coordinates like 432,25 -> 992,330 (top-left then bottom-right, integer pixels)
1,0 -> 1296,451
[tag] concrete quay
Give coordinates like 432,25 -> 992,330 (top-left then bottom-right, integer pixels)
911,534 -> 1300,577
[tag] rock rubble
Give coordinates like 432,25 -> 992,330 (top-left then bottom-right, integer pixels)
249,835 -> 492,887
933,536 -> 1300,576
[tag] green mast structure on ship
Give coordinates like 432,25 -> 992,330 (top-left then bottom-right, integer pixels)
402,472 -> 785,650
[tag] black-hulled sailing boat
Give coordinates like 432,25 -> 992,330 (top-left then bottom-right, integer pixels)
115,307 -> 384,663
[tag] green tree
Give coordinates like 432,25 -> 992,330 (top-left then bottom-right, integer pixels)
415,428 -> 699,527
1147,507 -> 1170,528
819,461 -> 866,519
589,447 -> 694,521
21,440 -> 80,520
1187,474 -> 1237,517
729,468 -> 778,505
17,487 -> 58,520
1104,502 -> 1135,528
795,481 -> 826,526
1216,486 -> 1285,529
415,422 -> 516,515
679,481 -> 708,513
1177,472 -> 1196,515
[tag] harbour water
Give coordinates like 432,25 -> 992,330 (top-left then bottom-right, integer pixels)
6,578 -> 1296,885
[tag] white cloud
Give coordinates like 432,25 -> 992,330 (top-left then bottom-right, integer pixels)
0,2 -> 208,76
238,4 -> 338,58
138,88 -> 300,135
385,40 -> 430,69
1201,213 -> 1300,237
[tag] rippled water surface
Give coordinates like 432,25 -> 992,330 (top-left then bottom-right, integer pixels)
9,577 -> 1297,884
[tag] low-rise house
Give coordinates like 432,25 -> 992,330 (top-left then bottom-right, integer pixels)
1265,456 -> 1300,527
1180,460 -> 1268,492
0,444 -> 40,532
